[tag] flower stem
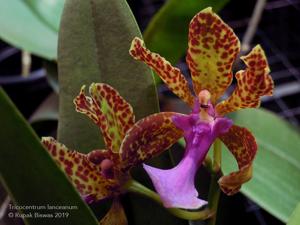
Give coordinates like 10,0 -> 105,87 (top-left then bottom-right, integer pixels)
208,139 -> 222,225
213,139 -> 222,172
125,179 -> 213,221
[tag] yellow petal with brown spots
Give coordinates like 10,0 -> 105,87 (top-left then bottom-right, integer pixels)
74,83 -> 135,153
41,137 -> 119,201
186,7 -> 240,103
218,125 -> 257,195
99,199 -> 127,225
120,112 -> 184,171
130,37 -> 194,107
216,45 -> 274,115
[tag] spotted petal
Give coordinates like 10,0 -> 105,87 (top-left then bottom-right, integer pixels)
74,83 -> 135,152
120,112 -> 184,171
186,7 -> 240,103
218,125 -> 257,195
130,37 -> 194,107
216,45 -> 274,115
41,137 -> 118,201
100,199 -> 127,225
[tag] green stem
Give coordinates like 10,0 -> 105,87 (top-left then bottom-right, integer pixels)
203,155 -> 214,173
213,139 -> 222,172
208,139 -> 222,225
125,179 -> 213,221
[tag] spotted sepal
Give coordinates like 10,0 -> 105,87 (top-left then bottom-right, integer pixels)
74,83 -> 135,153
120,112 -> 184,171
218,125 -> 257,195
186,7 -> 240,103
41,137 -> 119,201
130,37 -> 194,107
99,199 -> 127,225
216,45 -> 274,115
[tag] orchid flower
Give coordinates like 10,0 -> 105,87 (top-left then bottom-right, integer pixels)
42,83 -> 184,224
129,7 -> 274,209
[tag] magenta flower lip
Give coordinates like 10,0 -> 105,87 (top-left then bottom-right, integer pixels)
144,106 -> 232,209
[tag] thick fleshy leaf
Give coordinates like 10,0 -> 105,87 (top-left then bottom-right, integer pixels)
130,37 -> 194,107
42,137 -> 118,201
216,45 -> 274,115
186,7 -> 240,103
74,83 -> 135,153
222,109 -> 300,222
0,88 -> 99,225
100,199 -> 128,225
120,112 -> 184,171
58,0 -> 159,152
143,0 -> 230,65
0,1 -> 57,59
218,125 -> 257,195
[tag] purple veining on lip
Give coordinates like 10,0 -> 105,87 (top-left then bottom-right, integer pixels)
143,104 -> 232,209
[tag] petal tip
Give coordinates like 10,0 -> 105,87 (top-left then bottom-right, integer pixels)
88,82 -> 98,95
201,6 -> 213,13
41,136 -> 55,146
79,85 -> 87,95
129,37 -> 143,58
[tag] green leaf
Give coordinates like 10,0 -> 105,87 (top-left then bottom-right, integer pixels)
288,203 -> 300,225
144,0 -> 230,64
0,1 -> 58,59
0,88 -> 99,225
57,0 -> 159,151
24,0 -> 64,32
222,108 -> 300,222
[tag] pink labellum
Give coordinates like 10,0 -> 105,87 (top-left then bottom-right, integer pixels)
144,111 -> 232,209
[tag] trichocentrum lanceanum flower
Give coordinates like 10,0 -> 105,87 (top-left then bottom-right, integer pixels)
129,7 -> 274,209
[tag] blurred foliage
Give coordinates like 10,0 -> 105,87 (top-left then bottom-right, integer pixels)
0,0 -> 64,59
25,0 -> 64,32
0,88 -> 99,225
288,203 -> 300,225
